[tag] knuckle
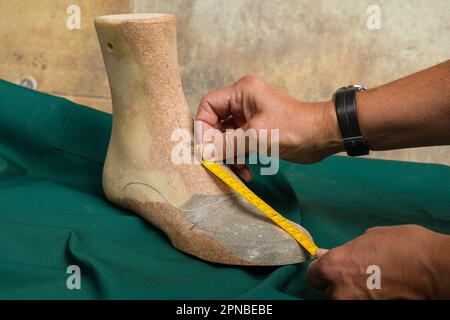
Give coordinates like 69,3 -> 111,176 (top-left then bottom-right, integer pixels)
324,248 -> 344,265
239,75 -> 263,88
403,224 -> 430,236
364,226 -> 380,234
404,223 -> 423,230
199,96 -> 209,107
364,225 -> 391,234
365,224 -> 425,235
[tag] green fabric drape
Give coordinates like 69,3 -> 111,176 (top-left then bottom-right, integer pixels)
0,79 -> 449,299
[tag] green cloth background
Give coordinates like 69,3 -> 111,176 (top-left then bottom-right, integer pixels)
0,79 -> 449,299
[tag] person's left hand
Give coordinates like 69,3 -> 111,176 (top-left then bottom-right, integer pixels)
307,224 -> 450,299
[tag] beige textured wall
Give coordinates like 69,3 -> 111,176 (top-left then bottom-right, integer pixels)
135,0 -> 450,165
0,0 -> 134,112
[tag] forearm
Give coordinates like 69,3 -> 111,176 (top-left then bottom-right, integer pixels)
320,60 -> 450,156
356,60 -> 450,150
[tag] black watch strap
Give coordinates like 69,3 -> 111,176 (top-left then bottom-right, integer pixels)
333,85 -> 369,157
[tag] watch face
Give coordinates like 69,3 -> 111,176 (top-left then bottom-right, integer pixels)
333,85 -> 367,99
337,85 -> 366,92
352,84 -> 367,91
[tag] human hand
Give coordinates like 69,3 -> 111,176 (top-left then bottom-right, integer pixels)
195,75 -> 343,180
307,225 -> 450,299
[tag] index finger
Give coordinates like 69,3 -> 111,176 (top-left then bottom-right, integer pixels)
195,86 -> 238,143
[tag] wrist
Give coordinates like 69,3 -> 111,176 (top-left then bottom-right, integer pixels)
317,100 -> 345,157
288,99 -> 344,163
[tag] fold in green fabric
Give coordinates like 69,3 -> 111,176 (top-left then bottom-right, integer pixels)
0,79 -> 449,299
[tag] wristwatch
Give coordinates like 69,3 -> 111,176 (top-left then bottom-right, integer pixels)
332,85 -> 370,157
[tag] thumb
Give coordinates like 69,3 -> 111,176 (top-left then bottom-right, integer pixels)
202,123 -> 253,162
231,164 -> 253,182
307,248 -> 330,291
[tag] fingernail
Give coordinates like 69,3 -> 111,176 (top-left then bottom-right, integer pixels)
201,142 -> 218,161
236,171 -> 250,182
239,175 -> 249,182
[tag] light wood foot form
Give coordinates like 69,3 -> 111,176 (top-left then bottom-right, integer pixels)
95,13 -> 312,265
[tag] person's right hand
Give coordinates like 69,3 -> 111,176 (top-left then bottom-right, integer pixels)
307,225 -> 450,299
195,75 -> 343,180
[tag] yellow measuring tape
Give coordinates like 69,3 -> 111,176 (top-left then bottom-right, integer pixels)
200,159 -> 319,257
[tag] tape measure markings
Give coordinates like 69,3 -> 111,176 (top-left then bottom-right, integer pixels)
201,159 -> 319,256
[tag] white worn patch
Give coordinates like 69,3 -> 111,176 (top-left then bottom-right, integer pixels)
247,248 -> 260,260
